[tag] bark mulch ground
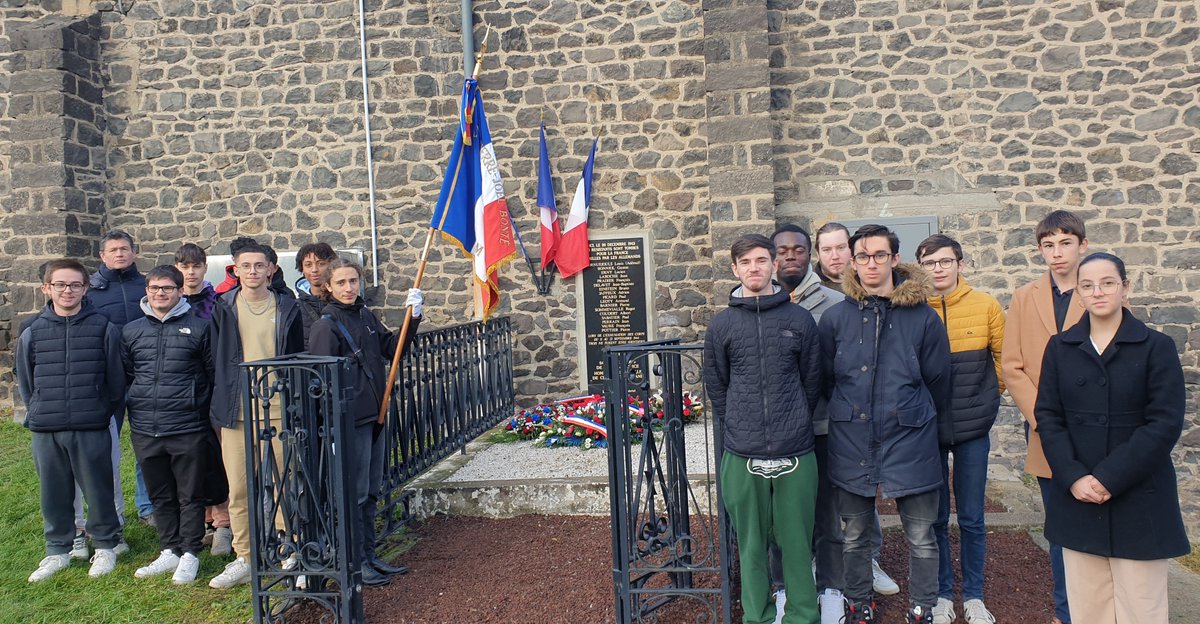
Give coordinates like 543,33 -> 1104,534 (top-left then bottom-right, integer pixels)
291,510 -> 1052,623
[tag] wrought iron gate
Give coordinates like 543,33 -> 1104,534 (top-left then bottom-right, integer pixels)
604,341 -> 734,623
242,354 -> 362,623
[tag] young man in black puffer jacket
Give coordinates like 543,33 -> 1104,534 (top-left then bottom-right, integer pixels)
121,265 -> 222,585
703,234 -> 822,624
818,224 -> 952,624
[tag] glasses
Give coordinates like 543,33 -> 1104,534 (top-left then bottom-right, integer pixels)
919,258 -> 959,270
1078,279 -> 1124,296
146,285 -> 179,294
237,262 -> 269,273
48,282 -> 86,293
852,252 -> 894,265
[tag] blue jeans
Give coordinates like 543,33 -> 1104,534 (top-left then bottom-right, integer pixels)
839,487 -> 939,608
134,461 -> 154,518
1039,477 -> 1071,623
935,435 -> 990,601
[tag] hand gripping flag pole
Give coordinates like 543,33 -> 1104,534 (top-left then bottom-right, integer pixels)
377,26 -> 496,426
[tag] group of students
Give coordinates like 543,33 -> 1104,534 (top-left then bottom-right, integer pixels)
17,231 -> 423,589
704,210 -> 1189,624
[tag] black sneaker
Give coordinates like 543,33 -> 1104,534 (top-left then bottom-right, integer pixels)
907,604 -> 934,624
845,600 -> 877,624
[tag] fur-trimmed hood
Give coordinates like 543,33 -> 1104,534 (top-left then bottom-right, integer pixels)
841,263 -> 933,308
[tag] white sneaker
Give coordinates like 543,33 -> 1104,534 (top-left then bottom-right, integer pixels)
88,548 -> 117,577
819,588 -> 846,624
209,556 -> 251,589
772,589 -> 786,624
135,550 -> 180,578
963,599 -> 996,624
70,531 -> 89,560
933,597 -> 956,624
173,553 -> 200,585
871,559 -> 899,595
29,553 -> 71,582
113,539 -> 130,557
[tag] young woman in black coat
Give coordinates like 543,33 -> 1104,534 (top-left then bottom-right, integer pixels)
1034,252 -> 1188,624
307,258 -> 422,587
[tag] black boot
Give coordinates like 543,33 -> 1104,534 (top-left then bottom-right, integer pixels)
369,556 -> 409,576
907,604 -> 933,624
361,564 -> 391,587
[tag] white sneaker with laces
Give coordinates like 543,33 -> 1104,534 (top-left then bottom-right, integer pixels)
962,599 -> 996,624
933,597 -> 956,624
70,531 -> 89,560
209,556 -> 251,589
173,552 -> 200,585
772,589 -> 786,624
871,559 -> 899,595
819,588 -> 845,624
29,553 -> 71,582
89,548 -> 117,577
135,549 -> 180,578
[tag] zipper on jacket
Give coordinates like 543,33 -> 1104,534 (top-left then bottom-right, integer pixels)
755,296 -> 770,454
153,320 -> 165,437
940,297 -> 952,444
64,316 -> 72,426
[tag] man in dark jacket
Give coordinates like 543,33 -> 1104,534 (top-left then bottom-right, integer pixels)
703,234 -> 822,624
175,243 -> 218,321
818,225 -> 952,624
17,259 -> 125,582
122,266 -> 221,585
86,229 -> 149,543
294,241 -> 338,346
207,243 -> 305,589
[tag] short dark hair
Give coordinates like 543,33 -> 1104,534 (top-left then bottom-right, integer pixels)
1079,252 -> 1127,281
814,222 -> 850,249
174,243 -> 207,266
771,223 -> 812,249
232,242 -> 271,261
229,236 -> 259,257
296,242 -> 337,271
849,224 -> 900,255
916,233 -> 963,262
42,258 -> 88,284
730,234 -> 776,262
100,229 -> 136,252
1035,210 -> 1086,243
146,265 -> 184,287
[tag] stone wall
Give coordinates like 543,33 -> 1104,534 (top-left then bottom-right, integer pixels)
1,1 -> 1199,534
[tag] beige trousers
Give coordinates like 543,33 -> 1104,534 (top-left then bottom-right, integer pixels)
221,418 -> 285,560
1063,547 -> 1169,624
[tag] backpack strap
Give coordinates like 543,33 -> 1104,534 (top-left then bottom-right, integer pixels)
321,313 -> 374,381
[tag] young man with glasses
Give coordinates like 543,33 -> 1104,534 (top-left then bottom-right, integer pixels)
916,235 -> 1006,624
17,259 -> 125,581
207,242 -> 304,589
1001,210 -> 1088,624
818,225 -> 952,624
121,266 -> 222,585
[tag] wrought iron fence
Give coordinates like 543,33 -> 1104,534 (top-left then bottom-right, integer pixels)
241,318 -> 514,623
604,341 -> 734,624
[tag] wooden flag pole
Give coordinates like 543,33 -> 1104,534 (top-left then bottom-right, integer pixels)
377,26 -> 490,425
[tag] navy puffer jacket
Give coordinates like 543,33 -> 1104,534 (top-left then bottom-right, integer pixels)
16,300 -> 125,432
122,298 -> 215,437
87,264 -> 146,328
818,265 -> 952,498
703,285 -> 822,460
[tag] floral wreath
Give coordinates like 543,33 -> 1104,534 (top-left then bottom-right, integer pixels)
504,392 -> 705,449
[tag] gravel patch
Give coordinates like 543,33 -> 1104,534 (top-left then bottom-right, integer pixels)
445,420 -> 720,482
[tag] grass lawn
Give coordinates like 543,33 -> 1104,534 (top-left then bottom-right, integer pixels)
0,419 -> 252,624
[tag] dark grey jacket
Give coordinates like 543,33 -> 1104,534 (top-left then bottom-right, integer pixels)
16,300 -> 124,432
209,287 -> 305,428
818,265 -> 952,498
87,264 -> 146,329
122,299 -> 215,437
703,285 -> 822,460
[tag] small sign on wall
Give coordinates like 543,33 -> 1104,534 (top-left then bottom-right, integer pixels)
575,232 -> 656,394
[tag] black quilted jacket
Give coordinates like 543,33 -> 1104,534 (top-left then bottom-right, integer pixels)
703,285 -> 822,459
121,298 -> 215,437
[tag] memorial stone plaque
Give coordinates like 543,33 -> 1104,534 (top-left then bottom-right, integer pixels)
576,233 -> 655,393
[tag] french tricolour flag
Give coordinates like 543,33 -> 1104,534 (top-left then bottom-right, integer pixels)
555,135 -> 598,279
537,123 -> 560,270
431,77 -> 517,321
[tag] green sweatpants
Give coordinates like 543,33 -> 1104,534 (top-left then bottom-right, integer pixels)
721,450 -> 819,624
